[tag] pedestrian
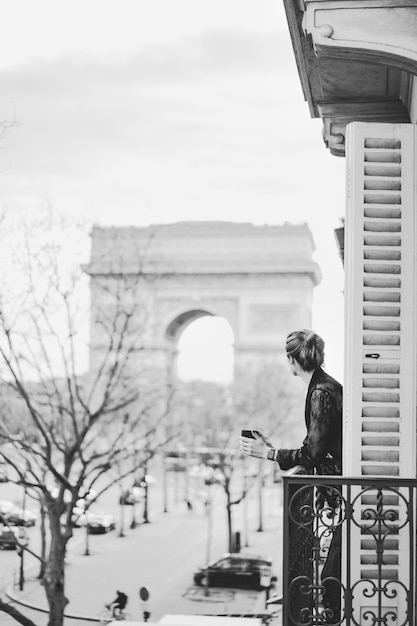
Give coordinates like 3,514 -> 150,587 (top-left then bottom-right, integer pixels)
239,329 -> 342,624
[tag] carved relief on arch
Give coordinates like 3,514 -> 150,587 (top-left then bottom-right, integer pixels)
246,303 -> 300,335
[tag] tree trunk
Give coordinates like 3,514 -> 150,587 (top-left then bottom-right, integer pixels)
43,510 -> 69,626
243,470 -> 249,547
142,464 -> 150,523
38,497 -> 47,578
143,482 -> 149,523
130,502 -> 137,529
119,498 -> 125,537
257,466 -> 264,532
161,453 -> 168,513
226,494 -> 233,553
84,521 -> 90,556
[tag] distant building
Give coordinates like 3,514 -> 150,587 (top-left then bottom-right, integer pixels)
283,2 -> 417,622
83,221 -> 321,379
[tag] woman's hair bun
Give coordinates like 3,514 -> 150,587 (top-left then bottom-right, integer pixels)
286,329 -> 324,371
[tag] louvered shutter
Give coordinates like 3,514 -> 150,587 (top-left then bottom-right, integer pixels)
344,122 -> 416,620
345,122 -> 416,478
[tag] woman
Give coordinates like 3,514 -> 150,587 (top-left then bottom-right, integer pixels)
239,329 -> 342,623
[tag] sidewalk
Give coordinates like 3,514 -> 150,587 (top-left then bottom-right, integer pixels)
4,494 -> 283,625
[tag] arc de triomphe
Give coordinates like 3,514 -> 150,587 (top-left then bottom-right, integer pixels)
84,221 -> 321,380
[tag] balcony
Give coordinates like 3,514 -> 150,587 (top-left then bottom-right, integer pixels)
281,474 -> 416,626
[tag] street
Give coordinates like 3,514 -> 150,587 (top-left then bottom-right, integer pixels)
0,469 -> 283,624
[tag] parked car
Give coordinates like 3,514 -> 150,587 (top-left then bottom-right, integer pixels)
60,489 -> 99,528
119,487 -> 144,506
71,505 -> 87,528
0,500 -> 14,517
0,501 -> 37,527
4,506 -> 37,527
193,553 -> 273,590
165,456 -> 187,472
60,504 -> 86,528
86,511 -> 116,534
0,527 -> 22,550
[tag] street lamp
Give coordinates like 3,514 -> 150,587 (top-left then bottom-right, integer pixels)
19,472 -> 28,591
130,448 -> 139,529
242,456 -> 249,548
257,461 -> 264,533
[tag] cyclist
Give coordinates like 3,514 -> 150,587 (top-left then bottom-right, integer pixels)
109,590 -> 128,618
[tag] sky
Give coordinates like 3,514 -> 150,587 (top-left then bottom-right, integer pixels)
0,0 -> 346,382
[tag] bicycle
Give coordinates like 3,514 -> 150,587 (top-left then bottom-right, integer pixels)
99,604 -> 132,623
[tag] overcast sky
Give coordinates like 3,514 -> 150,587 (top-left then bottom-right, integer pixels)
0,0 -> 346,381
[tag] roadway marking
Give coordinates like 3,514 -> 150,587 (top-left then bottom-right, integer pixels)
183,587 -> 236,603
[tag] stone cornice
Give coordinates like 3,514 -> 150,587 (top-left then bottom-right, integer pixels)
83,223 -> 322,285
301,0 -> 417,75
283,0 -> 416,156
320,100 -> 410,156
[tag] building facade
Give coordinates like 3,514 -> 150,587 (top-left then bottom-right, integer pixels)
283,1 -> 417,622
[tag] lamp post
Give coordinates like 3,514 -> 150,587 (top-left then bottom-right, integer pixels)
116,461 -> 126,538
142,465 -> 149,524
130,448 -> 139,529
19,476 -> 28,591
161,452 -> 168,513
204,483 -> 212,597
242,457 -> 249,547
257,461 -> 264,533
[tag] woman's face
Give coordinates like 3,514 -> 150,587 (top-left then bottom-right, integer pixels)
286,354 -> 299,377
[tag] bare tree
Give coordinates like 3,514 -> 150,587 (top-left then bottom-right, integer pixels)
0,208 -> 172,626
233,359 -> 304,532
170,360 -> 303,553
170,378 -> 260,553
234,359 -> 304,447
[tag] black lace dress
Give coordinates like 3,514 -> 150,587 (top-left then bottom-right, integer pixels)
276,366 -> 343,624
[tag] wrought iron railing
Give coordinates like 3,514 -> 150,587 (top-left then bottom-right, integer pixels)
282,474 -> 416,626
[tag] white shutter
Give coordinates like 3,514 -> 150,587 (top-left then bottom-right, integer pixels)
345,122 -> 416,479
344,122 -> 416,620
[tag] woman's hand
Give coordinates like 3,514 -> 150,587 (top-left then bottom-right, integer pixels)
239,430 -> 273,460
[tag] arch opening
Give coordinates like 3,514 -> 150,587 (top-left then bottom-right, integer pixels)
173,314 -> 234,384
165,309 -> 213,342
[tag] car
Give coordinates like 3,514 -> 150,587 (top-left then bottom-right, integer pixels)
165,456 -> 187,472
71,505 -> 87,528
4,506 -> 37,527
86,511 -> 116,534
193,553 -> 273,591
60,504 -> 86,528
61,490 -> 99,527
0,500 -> 14,517
0,527 -> 23,550
204,468 -> 224,486
119,487 -> 144,506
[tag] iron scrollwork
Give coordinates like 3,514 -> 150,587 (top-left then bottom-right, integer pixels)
287,482 -> 346,625
284,478 -> 415,626
349,486 -> 412,626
